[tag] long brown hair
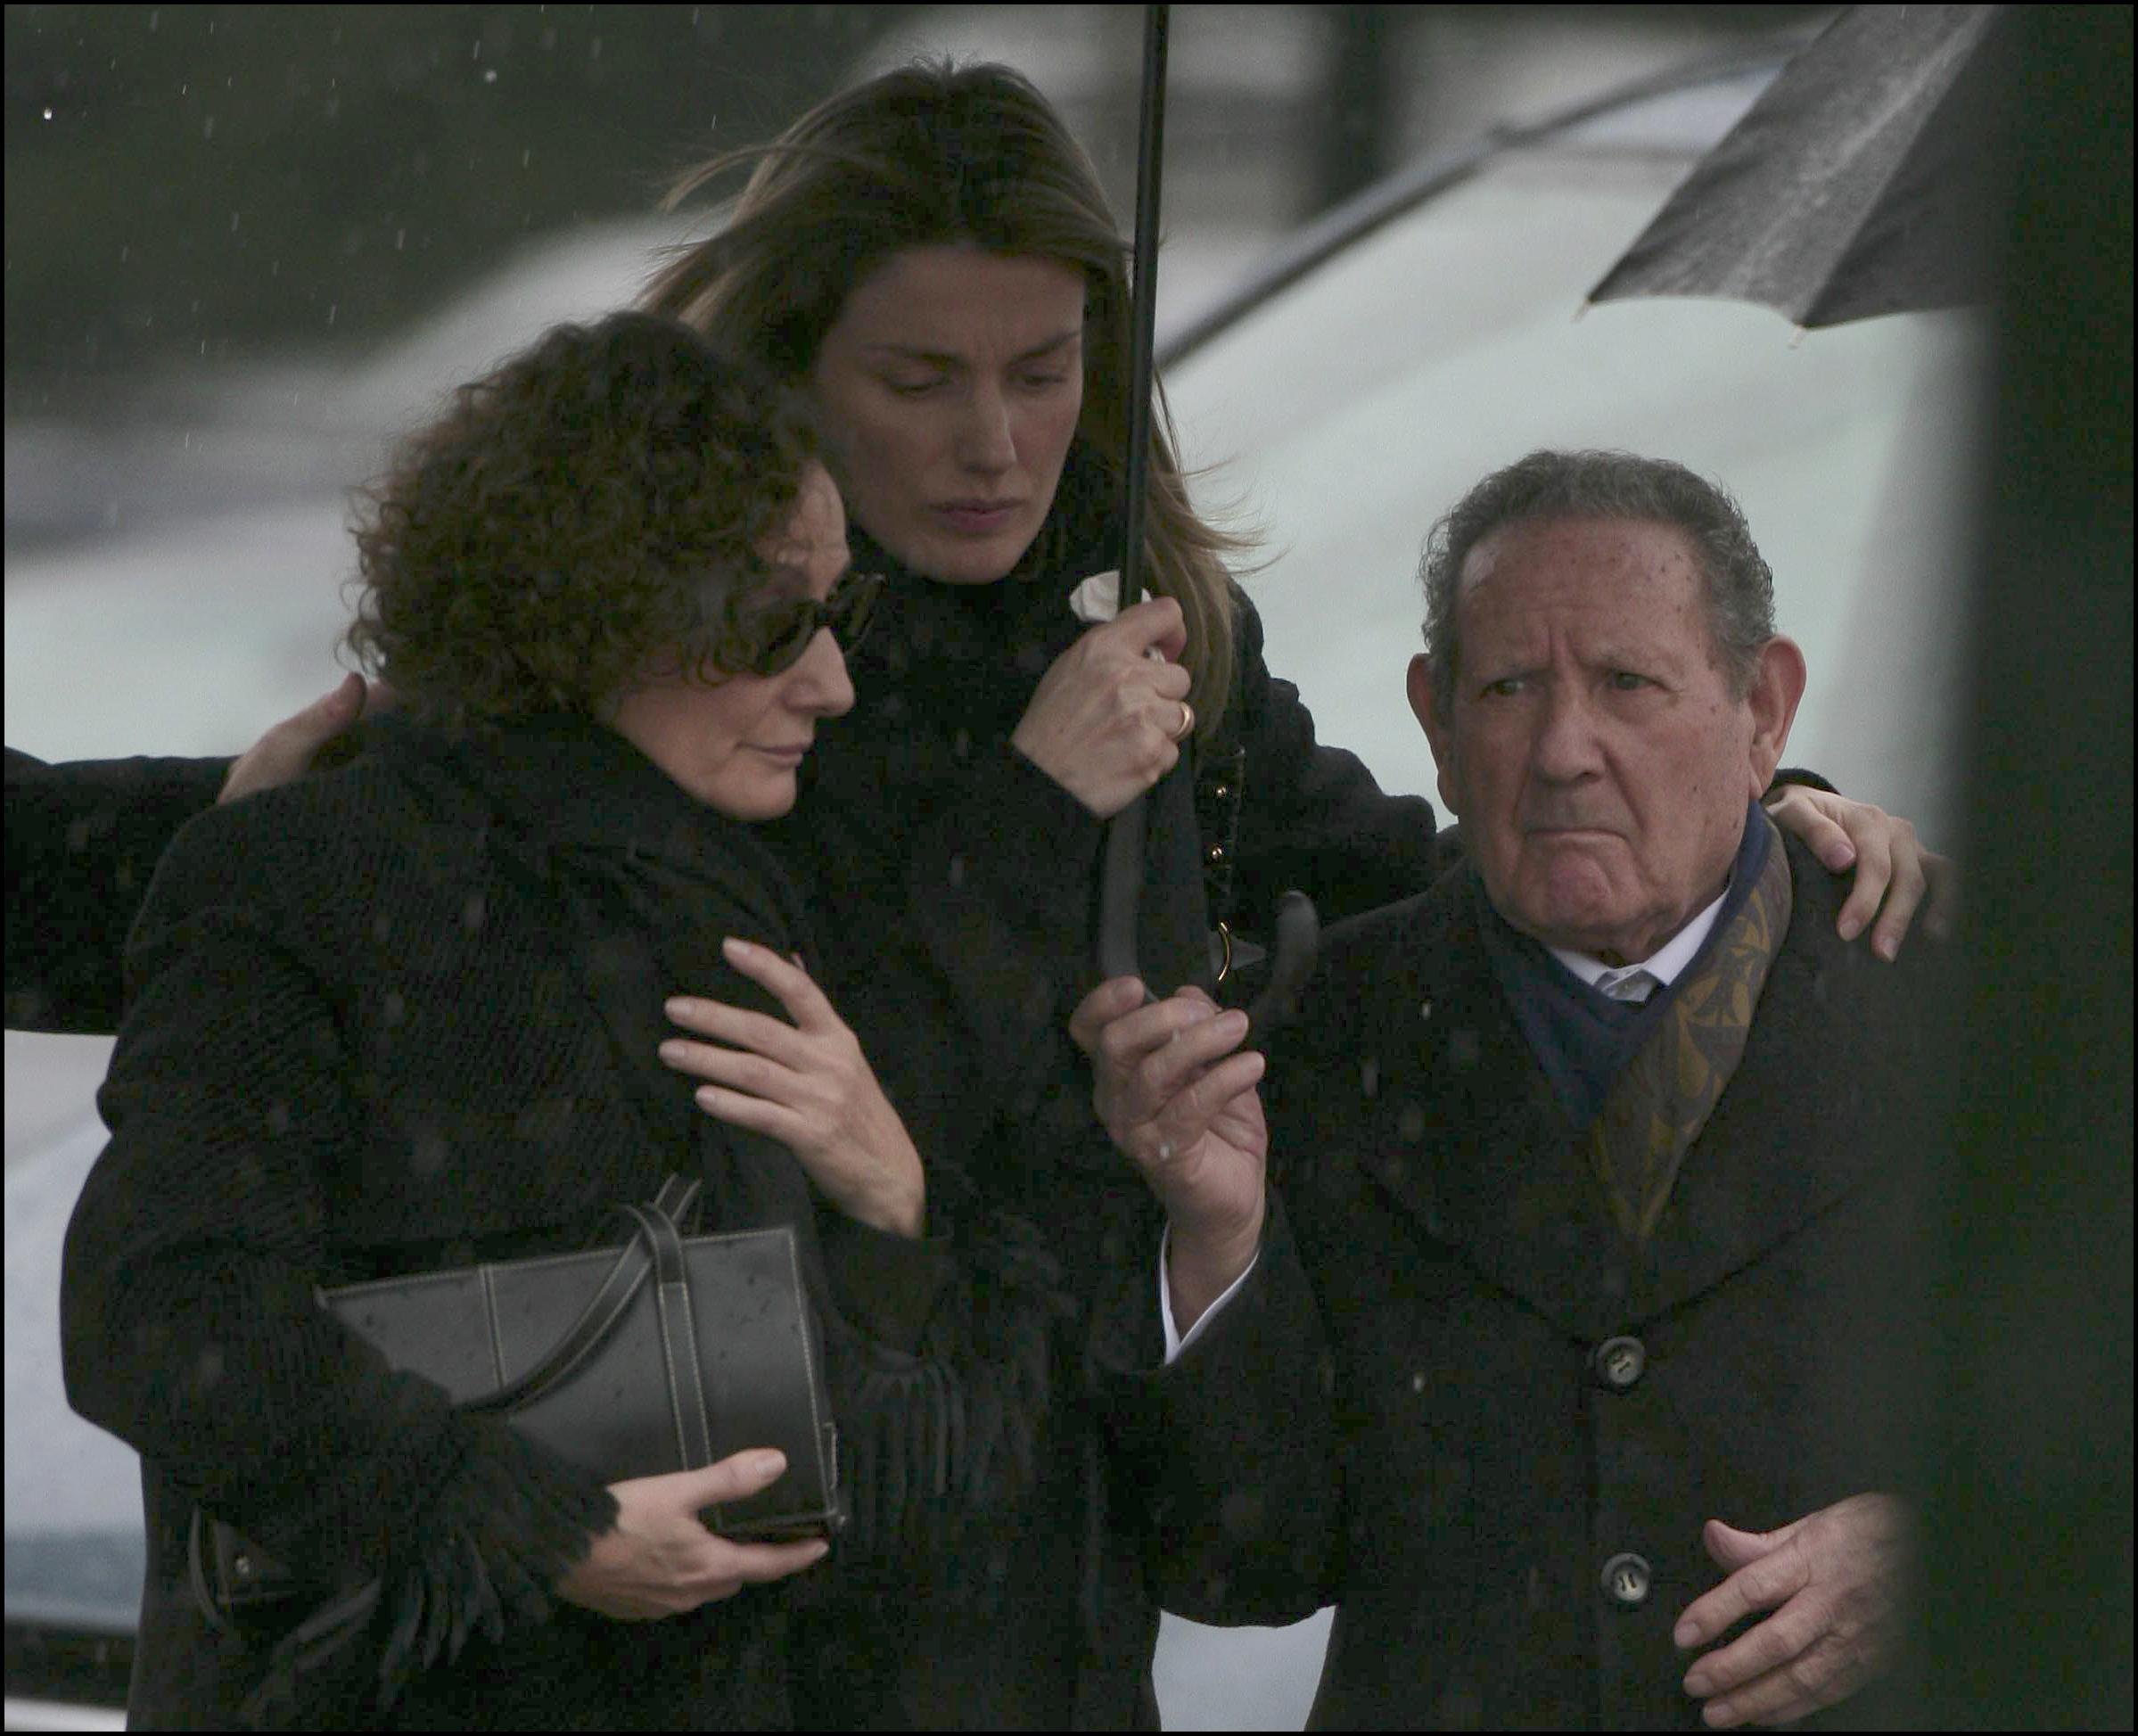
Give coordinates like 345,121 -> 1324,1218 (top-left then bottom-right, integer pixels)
640,58 -> 1246,732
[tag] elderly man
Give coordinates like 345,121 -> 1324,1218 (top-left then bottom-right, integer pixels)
1079,450 -> 1936,1730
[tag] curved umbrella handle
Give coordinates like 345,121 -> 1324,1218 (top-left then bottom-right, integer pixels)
1096,783 -> 1321,1041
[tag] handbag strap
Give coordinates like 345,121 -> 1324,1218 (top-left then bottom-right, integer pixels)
620,1200 -> 716,1469
460,1174 -> 700,1418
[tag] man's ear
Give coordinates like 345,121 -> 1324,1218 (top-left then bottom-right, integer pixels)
1744,636 -> 1808,797
1409,654 -> 1461,818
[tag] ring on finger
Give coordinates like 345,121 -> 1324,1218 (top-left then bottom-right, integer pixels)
1174,699 -> 1196,741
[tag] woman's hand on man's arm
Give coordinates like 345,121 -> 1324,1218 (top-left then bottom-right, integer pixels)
1763,783 -> 1959,959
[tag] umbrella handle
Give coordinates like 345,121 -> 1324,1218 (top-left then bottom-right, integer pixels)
1095,786 -> 1321,1041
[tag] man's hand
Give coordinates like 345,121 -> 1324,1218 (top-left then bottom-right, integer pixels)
1763,785 -> 1957,959
1068,978 -> 1267,1332
1675,1491 -> 1911,1728
218,673 -> 385,804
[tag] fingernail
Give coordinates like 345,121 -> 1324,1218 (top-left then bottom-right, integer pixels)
722,935 -> 751,956
1705,1702 -> 1739,1728
755,1451 -> 786,1477
1875,933 -> 1898,961
658,1039 -> 687,1062
1683,1668 -> 1714,1696
1837,915 -> 1862,941
665,997 -> 696,1018
1674,1620 -> 1700,1648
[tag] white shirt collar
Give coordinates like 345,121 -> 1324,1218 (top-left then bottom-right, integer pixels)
1546,880 -> 1732,995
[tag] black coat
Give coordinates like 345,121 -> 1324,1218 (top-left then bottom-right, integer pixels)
4,746 -> 227,1033
743,454 -> 1446,1727
59,715 -> 1071,1732
1110,833 -> 1939,1731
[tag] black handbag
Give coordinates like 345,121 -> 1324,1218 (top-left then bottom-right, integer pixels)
189,1172 -> 843,1627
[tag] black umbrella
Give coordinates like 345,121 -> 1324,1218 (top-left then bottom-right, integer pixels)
1585,4 -> 2011,329
1096,4 -> 1318,1033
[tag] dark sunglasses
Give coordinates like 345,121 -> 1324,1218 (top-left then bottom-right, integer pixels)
730,571 -> 884,677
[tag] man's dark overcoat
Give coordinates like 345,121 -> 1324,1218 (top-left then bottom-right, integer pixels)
1108,830 -> 1940,1731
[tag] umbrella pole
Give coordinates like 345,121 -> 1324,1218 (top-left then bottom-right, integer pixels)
1095,2 -> 1171,987
1093,3 -> 1319,1033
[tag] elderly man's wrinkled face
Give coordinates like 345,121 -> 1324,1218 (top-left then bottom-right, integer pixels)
1412,515 -> 1802,965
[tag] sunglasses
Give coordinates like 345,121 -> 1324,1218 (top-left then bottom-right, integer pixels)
728,570 -> 884,678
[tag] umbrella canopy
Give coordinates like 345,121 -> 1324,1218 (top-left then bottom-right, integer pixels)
1586,4 -> 2011,328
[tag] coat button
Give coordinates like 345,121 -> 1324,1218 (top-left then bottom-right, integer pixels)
1212,783 -> 1231,800
1592,1335 -> 1647,1390
1600,1552 -> 1652,1607
1206,843 -> 1228,865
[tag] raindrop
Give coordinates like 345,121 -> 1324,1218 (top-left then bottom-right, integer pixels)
1410,1370 -> 1426,1394
462,892 -> 487,931
1360,1057 -> 1378,1098
326,303 -> 338,326
149,10 -> 159,29
42,108 -> 53,121
202,115 -> 216,140
193,1345 -> 226,1393
951,728 -> 971,761
229,211 -> 240,233
472,38 -> 482,60
947,854 -> 966,888
395,227 -> 407,251
521,147 -> 532,169
483,68 -> 498,85
590,36 -> 604,60
119,244 -> 129,263
1156,1140 -> 1172,1162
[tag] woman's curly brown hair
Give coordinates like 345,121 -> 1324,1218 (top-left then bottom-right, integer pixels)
345,311 -> 819,724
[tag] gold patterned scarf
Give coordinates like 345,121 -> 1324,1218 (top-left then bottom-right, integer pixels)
1589,812 -> 1793,1246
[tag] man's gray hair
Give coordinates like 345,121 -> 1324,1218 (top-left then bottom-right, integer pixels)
1418,449 -> 1775,719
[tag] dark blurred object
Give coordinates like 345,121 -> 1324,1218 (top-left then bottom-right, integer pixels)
4,4 -> 909,406
1587,4 -> 2011,327
1915,4 -> 2133,1727
4,748 -> 229,1034
1312,4 -> 1404,210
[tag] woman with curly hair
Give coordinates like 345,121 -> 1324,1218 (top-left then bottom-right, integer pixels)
60,310 -> 1066,1729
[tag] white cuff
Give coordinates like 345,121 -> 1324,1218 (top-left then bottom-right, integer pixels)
1158,1224 -> 1261,1365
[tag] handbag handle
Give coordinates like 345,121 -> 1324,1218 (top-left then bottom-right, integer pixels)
459,1174 -> 701,1419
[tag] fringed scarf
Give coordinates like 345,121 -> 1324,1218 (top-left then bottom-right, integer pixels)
1587,810 -> 1794,1246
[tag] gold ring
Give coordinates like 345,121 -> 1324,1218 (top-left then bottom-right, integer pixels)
1177,700 -> 1196,740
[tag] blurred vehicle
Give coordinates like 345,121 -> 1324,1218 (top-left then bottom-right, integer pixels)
3,41 -> 1986,1732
